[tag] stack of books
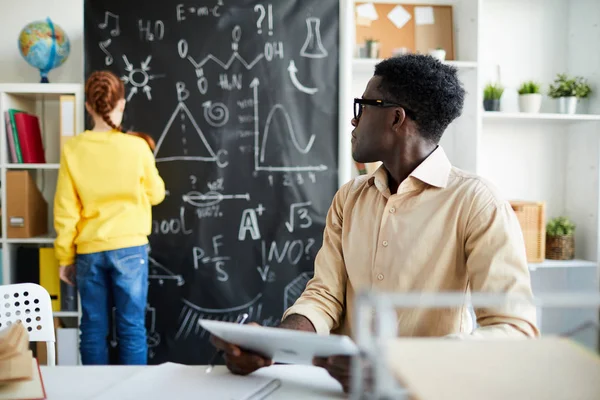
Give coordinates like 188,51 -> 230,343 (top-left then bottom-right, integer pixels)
3,109 -> 46,164
0,322 -> 46,399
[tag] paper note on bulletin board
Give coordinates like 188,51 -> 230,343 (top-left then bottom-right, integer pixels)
355,3 -> 454,60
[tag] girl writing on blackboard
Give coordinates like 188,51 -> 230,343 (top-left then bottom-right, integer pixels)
53,70 -> 166,365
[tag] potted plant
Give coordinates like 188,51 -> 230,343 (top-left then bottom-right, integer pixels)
483,83 -> 504,111
518,81 -> 542,113
365,38 -> 380,59
428,47 -> 446,62
548,73 -> 592,114
546,216 -> 575,260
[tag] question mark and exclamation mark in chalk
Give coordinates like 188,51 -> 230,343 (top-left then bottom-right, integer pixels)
254,4 -> 273,35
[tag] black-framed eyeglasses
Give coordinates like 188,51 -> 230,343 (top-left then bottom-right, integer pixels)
353,98 -> 415,120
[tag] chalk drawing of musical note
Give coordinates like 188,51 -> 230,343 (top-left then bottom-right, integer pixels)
98,39 -> 113,66
99,11 -> 120,36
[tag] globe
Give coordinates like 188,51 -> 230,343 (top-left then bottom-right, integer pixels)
18,17 -> 70,83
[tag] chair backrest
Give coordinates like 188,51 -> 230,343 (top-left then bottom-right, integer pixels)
0,283 -> 56,343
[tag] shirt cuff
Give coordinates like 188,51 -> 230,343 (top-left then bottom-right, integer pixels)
58,258 -> 75,267
282,304 -> 333,335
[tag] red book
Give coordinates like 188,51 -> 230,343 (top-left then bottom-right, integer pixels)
14,113 -> 46,164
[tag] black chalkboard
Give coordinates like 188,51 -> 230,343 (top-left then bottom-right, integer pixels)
84,0 -> 339,364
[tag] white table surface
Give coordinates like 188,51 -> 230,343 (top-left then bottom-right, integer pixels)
40,364 -> 346,399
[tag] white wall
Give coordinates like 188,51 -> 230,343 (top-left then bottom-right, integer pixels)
0,0 -> 83,84
479,0 -> 571,219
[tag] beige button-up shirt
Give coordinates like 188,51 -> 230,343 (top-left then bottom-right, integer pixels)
283,147 -> 539,339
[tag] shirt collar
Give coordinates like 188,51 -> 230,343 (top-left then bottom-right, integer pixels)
368,146 -> 452,190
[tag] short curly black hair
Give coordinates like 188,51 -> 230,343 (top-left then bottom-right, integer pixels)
374,54 -> 465,143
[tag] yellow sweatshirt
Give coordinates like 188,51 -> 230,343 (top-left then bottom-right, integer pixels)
53,130 -> 166,266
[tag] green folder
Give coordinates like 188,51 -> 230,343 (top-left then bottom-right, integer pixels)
8,108 -> 26,163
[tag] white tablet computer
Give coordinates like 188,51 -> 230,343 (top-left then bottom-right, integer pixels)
199,319 -> 359,365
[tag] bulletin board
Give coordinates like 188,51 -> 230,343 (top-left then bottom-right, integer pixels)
355,3 -> 455,60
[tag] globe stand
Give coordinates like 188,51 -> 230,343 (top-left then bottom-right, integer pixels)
40,71 -> 50,83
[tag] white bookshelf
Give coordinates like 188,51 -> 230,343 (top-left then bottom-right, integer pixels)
4,163 -> 61,170
349,0 -> 600,351
0,83 -> 84,313
529,259 -> 597,271
483,111 -> 600,123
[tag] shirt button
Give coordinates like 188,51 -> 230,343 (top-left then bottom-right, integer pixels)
382,240 -> 388,247
389,207 -> 396,213
377,274 -> 384,281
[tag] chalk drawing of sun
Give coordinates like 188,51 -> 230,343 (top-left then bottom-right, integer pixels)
120,55 -> 165,101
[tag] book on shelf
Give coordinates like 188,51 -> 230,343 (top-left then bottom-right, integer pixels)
0,322 -> 46,400
59,95 -> 76,151
3,109 -> 46,164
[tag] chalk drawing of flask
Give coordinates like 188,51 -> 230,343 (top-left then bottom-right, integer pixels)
300,17 -> 328,59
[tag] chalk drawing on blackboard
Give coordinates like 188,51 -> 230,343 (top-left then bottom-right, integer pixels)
98,39 -> 113,66
202,101 -> 229,127
250,78 -> 327,173
176,294 -> 263,340
284,272 -> 314,312
187,26 -> 264,72
98,11 -> 120,36
253,4 -> 274,35
146,304 -> 161,359
287,60 -> 318,95
154,99 -> 228,167
261,105 -> 316,158
284,202 -> 313,233
238,207 -> 263,241
183,191 -> 250,208
300,17 -> 328,59
121,55 -> 165,101
148,254 -> 185,286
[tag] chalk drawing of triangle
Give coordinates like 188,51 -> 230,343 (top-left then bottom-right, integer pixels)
154,102 -> 218,162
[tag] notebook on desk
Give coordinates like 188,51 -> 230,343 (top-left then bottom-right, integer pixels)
0,358 -> 46,400
89,362 -> 281,400
0,323 -> 46,400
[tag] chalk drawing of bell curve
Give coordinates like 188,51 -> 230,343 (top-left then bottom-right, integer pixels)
251,77 -> 326,172
154,101 -> 228,167
260,105 -> 316,162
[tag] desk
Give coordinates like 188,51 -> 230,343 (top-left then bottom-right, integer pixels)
40,364 -> 345,399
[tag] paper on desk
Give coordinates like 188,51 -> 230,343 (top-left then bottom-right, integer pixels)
88,363 -> 280,400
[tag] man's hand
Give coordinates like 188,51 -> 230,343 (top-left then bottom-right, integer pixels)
314,355 -> 373,394
59,265 -> 75,286
209,322 -> 273,375
313,355 -> 353,393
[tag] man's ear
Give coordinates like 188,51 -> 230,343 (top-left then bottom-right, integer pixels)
392,108 -> 406,129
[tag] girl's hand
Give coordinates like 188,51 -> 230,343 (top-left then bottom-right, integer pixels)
59,265 -> 76,286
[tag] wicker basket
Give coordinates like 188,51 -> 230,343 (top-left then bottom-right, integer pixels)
546,235 -> 575,260
510,201 -> 545,263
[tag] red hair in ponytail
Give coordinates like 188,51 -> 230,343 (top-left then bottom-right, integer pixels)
85,70 -> 125,131
86,71 -> 155,152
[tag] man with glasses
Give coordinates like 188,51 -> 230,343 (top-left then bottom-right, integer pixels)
210,54 -> 539,392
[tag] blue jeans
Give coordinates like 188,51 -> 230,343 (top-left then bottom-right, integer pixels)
76,244 -> 148,365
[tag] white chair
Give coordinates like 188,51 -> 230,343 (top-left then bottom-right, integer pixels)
0,283 -> 56,366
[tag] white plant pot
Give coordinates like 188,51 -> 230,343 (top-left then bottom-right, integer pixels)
429,49 -> 446,61
518,93 -> 542,113
557,96 -> 578,114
